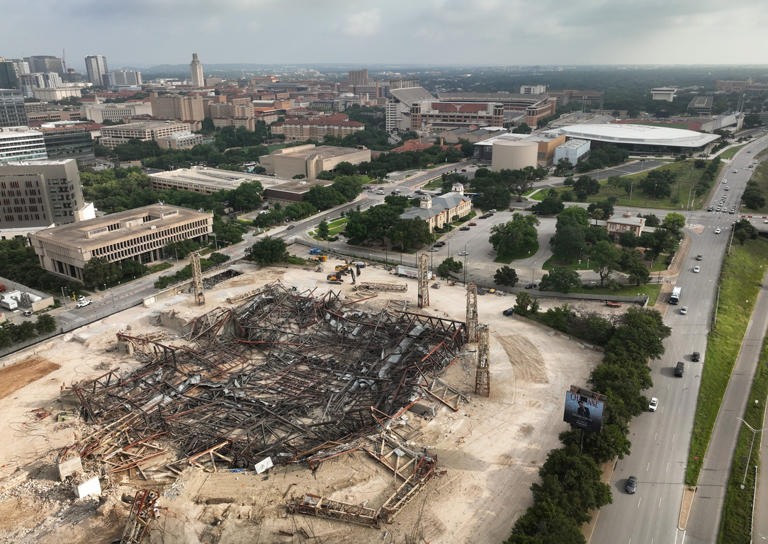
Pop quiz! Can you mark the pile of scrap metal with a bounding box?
[70,282,466,482]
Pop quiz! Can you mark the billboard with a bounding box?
[563,386,606,433]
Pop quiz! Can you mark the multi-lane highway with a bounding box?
[591,134,768,544]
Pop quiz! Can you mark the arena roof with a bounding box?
[558,124,720,148]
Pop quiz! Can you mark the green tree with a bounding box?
[82,257,122,288]
[554,158,574,177]
[246,237,288,265]
[317,220,330,240]
[228,181,263,211]
[390,218,432,251]
[494,266,519,287]
[590,240,620,287]
[733,219,759,245]
[512,122,532,134]
[120,259,147,280]
[620,248,650,285]
[437,257,463,279]
[531,191,564,215]
[514,291,534,315]
[539,267,581,293]
[35,314,56,334]
[661,212,686,235]
[489,214,540,261]
[550,206,590,263]
[618,230,638,248]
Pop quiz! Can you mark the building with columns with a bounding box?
[399,184,471,232]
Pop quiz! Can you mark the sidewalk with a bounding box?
[685,270,768,543]
[754,387,768,540]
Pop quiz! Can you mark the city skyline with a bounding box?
[1,0,767,68]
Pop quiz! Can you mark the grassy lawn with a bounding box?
[536,160,723,210]
[718,327,768,543]
[686,238,768,486]
[745,161,768,214]
[308,217,348,239]
[570,283,662,305]
[494,243,539,264]
[147,262,173,274]
[718,144,748,160]
[422,178,444,190]
[542,255,593,271]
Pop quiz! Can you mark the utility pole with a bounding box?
[190,252,205,305]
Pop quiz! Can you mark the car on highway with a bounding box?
[707,206,713,212]
[680,306,688,315]
[716,207,722,212]
[730,209,736,214]
[458,250,469,256]
[693,265,701,273]
[715,227,722,234]
[459,226,470,231]
[723,178,728,183]
[725,186,730,191]
[376,189,385,195]
[76,299,92,308]
[695,254,703,261]
[428,247,439,252]
[625,476,638,494]
[692,351,701,362]
[649,397,658,412]
[733,169,739,173]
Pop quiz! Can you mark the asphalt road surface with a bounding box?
[591,134,768,544]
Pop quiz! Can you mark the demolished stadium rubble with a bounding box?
[69,282,471,532]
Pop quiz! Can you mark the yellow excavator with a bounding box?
[327,263,358,284]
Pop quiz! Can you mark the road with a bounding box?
[590,134,768,544]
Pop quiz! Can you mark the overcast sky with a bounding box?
[1,0,766,69]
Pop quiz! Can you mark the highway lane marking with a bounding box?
[658,496,662,509]
[637,497,642,509]
[667,462,671,473]
[647,462,651,472]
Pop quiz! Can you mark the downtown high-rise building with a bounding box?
[25,55,64,75]
[84,55,108,86]
[0,89,27,127]
[190,53,204,87]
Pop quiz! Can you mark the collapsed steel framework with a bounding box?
[73,282,467,477]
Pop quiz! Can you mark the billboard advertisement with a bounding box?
[563,386,606,433]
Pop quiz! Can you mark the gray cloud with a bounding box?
[0,0,765,67]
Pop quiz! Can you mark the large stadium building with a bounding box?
[557,124,720,154]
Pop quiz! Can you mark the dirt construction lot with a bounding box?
[0,259,602,544]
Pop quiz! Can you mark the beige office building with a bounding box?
[30,204,213,283]
[100,121,191,149]
[150,93,205,123]
[259,144,371,180]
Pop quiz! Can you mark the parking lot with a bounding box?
[425,210,557,281]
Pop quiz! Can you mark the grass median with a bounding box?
[718,327,768,543]
[686,237,768,485]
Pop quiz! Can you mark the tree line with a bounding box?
[0,314,57,350]
[506,305,671,542]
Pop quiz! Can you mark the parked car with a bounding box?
[680,306,688,315]
[649,397,658,412]
[502,307,515,316]
[458,250,469,256]
[675,361,685,377]
[468,222,477,226]
[693,265,701,273]
[459,226,470,231]
[76,299,92,308]
[625,476,638,494]
[695,254,703,261]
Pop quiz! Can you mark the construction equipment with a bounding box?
[326,273,343,284]
[330,263,357,284]
[310,255,328,262]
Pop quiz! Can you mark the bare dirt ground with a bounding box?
[0,356,60,399]
[0,258,604,544]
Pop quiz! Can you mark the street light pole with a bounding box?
[736,417,766,489]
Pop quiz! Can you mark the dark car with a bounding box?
[625,476,638,494]
[460,226,471,231]
[503,307,515,316]
[434,241,446,247]
[675,361,685,377]
[695,254,703,261]
[692,352,700,362]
